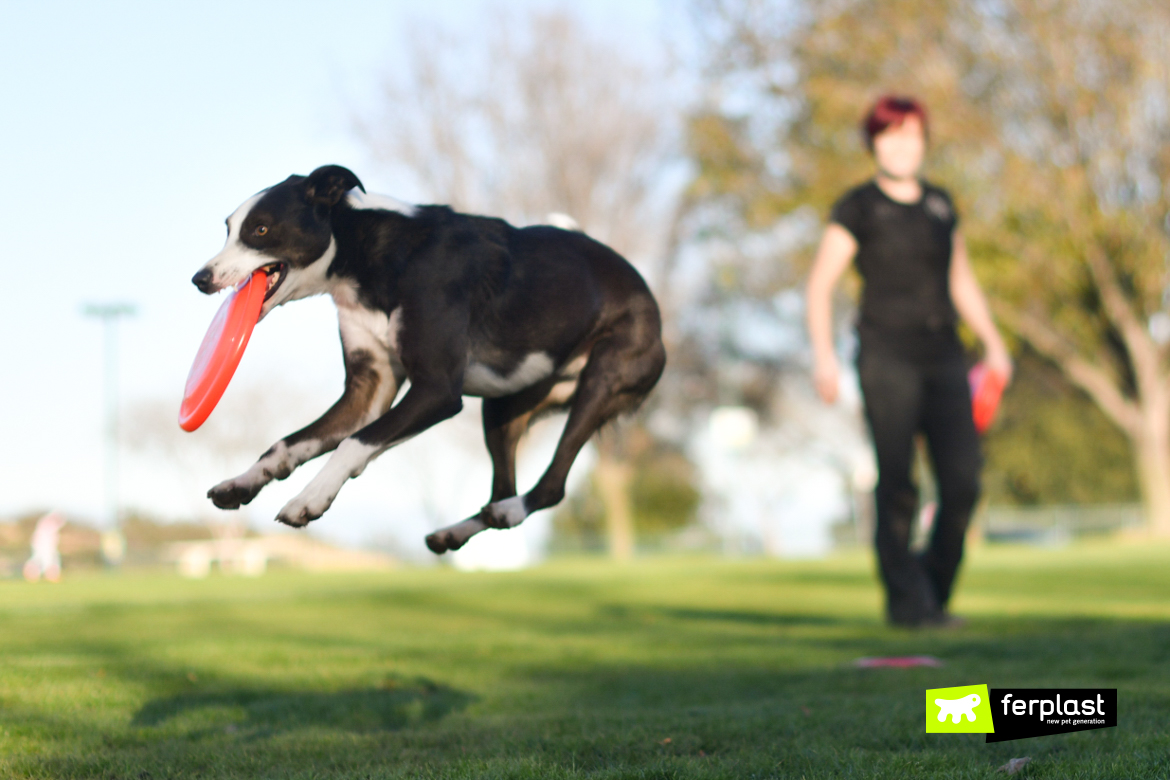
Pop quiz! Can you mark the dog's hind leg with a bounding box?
[425,384,553,554]
[478,321,665,532]
[423,516,490,555]
[208,350,402,510]
[483,381,569,501]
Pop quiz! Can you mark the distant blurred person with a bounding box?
[805,95,1012,627]
[23,511,65,582]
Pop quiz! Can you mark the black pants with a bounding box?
[857,347,982,625]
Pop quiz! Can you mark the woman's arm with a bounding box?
[949,230,1013,381]
[806,223,859,403]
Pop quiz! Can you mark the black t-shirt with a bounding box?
[830,180,962,360]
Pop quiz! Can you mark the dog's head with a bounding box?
[191,165,363,316]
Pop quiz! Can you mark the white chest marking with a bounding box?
[333,288,402,421]
[463,353,555,397]
[346,189,417,217]
[335,298,399,355]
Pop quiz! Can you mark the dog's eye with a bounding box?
[254,225,269,236]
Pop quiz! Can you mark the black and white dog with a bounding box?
[192,165,665,554]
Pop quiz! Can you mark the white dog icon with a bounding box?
[935,693,981,723]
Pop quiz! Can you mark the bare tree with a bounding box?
[358,8,678,262]
[356,7,682,557]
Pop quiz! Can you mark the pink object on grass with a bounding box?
[853,655,943,668]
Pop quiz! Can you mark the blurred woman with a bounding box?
[805,96,1012,627]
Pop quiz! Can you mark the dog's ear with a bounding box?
[303,165,365,207]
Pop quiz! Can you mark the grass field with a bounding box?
[1,541,1168,779]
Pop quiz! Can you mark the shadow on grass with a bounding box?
[599,602,856,628]
[643,605,850,627]
[132,676,474,736]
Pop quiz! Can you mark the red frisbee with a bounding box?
[178,270,267,432]
[969,362,1007,435]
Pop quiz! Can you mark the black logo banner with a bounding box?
[986,688,1117,743]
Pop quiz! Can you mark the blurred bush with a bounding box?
[552,443,701,552]
[983,351,1139,505]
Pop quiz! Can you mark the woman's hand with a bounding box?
[985,341,1013,384]
[949,231,1014,385]
[807,224,857,406]
[814,352,841,404]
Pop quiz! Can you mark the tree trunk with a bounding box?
[1133,418,1170,538]
[594,452,635,561]
[998,304,1170,537]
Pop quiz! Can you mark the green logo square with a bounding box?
[926,684,994,733]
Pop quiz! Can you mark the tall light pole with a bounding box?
[83,303,136,565]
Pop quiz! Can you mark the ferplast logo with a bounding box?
[925,684,995,734]
[925,686,1117,742]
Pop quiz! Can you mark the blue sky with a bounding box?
[0,0,668,550]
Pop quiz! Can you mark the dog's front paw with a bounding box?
[208,478,264,509]
[275,494,332,528]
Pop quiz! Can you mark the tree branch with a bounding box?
[1082,246,1166,402]
[994,302,1143,436]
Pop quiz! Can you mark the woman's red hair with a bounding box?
[863,95,928,152]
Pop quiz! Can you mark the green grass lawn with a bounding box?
[1,540,1168,779]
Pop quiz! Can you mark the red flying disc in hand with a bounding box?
[178,270,267,432]
[968,362,1007,435]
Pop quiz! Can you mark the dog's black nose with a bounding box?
[191,268,214,293]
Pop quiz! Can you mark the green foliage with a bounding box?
[2,548,1170,778]
[983,352,1139,505]
[553,445,702,549]
[551,475,608,551]
[629,450,703,534]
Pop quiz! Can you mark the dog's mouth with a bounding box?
[261,262,288,301]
